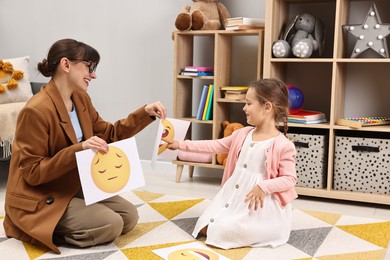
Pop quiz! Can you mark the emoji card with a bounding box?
[151,118,190,168]
[152,241,229,260]
[76,137,144,205]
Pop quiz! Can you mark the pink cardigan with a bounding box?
[178,126,298,207]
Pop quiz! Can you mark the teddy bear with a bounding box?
[216,120,244,165]
[272,13,325,58]
[175,0,231,31]
[0,59,24,94]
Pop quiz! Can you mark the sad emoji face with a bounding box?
[91,146,130,193]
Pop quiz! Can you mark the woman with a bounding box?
[3,39,166,253]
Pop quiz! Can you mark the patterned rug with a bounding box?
[0,191,389,260]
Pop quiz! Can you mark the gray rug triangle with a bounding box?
[171,217,198,235]
[288,227,333,256]
[0,237,9,243]
[135,202,146,208]
[44,250,117,260]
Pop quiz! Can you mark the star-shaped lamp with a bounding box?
[343,3,390,58]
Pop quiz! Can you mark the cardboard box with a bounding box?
[288,133,328,189]
[333,136,390,195]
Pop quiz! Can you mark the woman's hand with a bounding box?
[244,185,265,211]
[82,136,109,153]
[145,101,167,120]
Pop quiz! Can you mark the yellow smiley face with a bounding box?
[90,146,130,193]
[168,248,219,260]
[158,119,175,155]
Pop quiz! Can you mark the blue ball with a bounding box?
[287,85,304,114]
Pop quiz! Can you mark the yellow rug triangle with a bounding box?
[132,190,164,202]
[148,198,204,220]
[213,246,252,259]
[23,242,50,259]
[114,221,166,248]
[121,241,192,259]
[316,248,386,260]
[302,210,342,225]
[337,221,390,248]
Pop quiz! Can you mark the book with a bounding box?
[202,84,213,120]
[336,117,390,129]
[226,24,264,31]
[205,85,214,120]
[288,118,327,124]
[288,110,326,124]
[224,92,246,100]
[220,86,249,91]
[288,110,326,120]
[196,85,209,120]
[184,66,214,72]
[226,17,265,27]
[180,71,214,76]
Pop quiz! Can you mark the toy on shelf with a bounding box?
[336,117,390,129]
[174,0,231,31]
[272,13,325,58]
[287,85,304,114]
[342,3,390,58]
[216,121,244,165]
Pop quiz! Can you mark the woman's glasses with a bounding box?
[82,60,97,74]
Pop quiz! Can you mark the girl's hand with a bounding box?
[244,185,265,211]
[82,136,109,153]
[161,138,179,150]
[145,101,167,120]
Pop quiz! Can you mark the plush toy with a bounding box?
[216,120,244,165]
[0,59,24,94]
[272,13,325,58]
[175,0,231,31]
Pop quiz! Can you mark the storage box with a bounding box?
[333,136,390,195]
[288,133,328,189]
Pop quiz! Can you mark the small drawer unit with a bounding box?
[288,132,328,189]
[333,135,390,195]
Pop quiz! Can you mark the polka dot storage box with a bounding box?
[333,135,390,195]
[288,132,328,189]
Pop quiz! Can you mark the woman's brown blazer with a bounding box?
[3,80,154,253]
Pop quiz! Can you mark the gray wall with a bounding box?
[0,0,265,160]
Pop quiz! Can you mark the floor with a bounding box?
[1,159,390,259]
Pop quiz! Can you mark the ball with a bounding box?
[287,85,304,114]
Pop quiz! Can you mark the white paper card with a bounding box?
[76,137,144,205]
[152,241,229,260]
[151,118,190,168]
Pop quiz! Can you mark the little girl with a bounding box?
[165,78,297,249]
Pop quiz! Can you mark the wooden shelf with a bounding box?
[172,29,264,182]
[264,0,390,205]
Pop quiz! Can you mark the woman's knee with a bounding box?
[121,203,139,234]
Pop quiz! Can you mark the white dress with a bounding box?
[192,129,292,249]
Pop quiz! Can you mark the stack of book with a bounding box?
[225,17,265,31]
[288,110,326,124]
[196,84,214,120]
[180,66,214,76]
[220,86,248,100]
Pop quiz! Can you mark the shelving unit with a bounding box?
[264,0,390,205]
[172,30,264,183]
